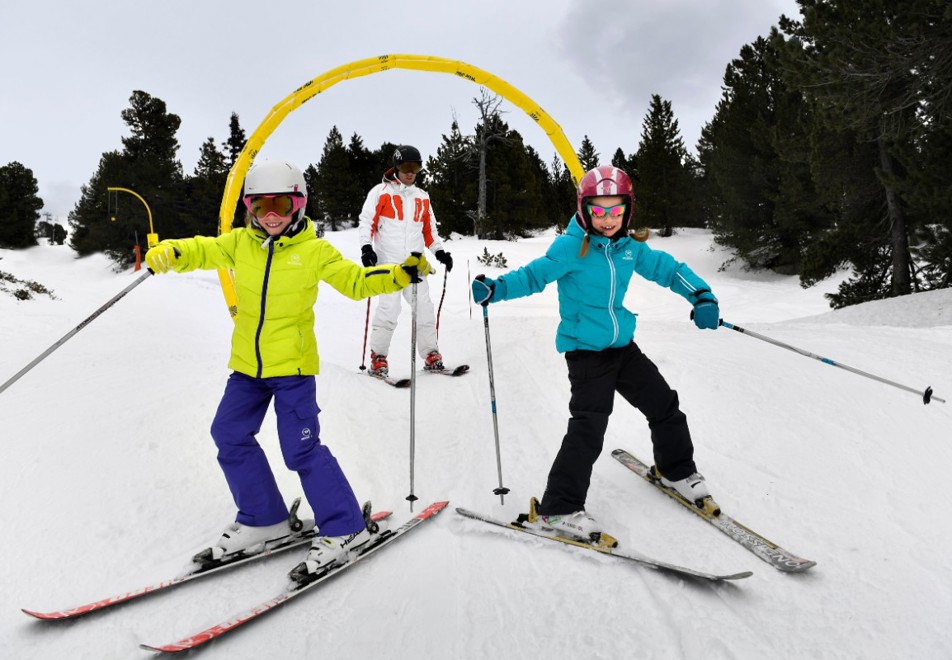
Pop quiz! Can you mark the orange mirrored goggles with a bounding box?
[396,161,422,174]
[243,194,306,218]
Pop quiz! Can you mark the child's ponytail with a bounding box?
[578,234,590,258]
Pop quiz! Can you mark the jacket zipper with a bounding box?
[254,241,275,378]
[602,245,619,345]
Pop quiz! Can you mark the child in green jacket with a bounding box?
[147,160,430,579]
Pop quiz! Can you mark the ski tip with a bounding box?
[418,501,450,518]
[140,641,196,653]
[723,571,755,580]
[22,608,55,620]
[779,560,817,573]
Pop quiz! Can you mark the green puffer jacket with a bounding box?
[163,218,406,378]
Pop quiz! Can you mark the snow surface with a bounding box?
[2,228,951,660]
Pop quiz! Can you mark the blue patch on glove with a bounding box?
[692,291,720,330]
[472,275,506,306]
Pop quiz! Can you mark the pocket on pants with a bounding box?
[292,401,320,443]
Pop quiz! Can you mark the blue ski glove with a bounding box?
[691,290,720,330]
[472,274,506,306]
[434,249,453,272]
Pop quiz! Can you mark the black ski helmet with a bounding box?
[393,145,422,170]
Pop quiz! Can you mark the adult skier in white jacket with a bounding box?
[358,145,453,376]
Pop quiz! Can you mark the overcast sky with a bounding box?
[2,0,800,220]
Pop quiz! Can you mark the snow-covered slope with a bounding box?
[2,228,950,659]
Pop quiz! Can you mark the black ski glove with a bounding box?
[361,245,378,267]
[434,249,453,272]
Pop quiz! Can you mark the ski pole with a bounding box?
[406,253,422,511]
[0,270,153,397]
[719,319,945,404]
[358,298,371,371]
[435,269,448,340]
[480,300,510,504]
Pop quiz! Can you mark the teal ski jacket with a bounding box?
[493,217,714,353]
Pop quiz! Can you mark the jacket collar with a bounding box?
[566,215,630,250]
[383,168,415,190]
[251,217,315,249]
[565,214,616,250]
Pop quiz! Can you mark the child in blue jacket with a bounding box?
[471,166,720,545]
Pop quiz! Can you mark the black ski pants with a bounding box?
[537,342,697,515]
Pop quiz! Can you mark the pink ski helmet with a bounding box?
[576,166,634,232]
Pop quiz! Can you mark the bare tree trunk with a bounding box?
[877,136,910,296]
[477,146,487,238]
[472,88,506,239]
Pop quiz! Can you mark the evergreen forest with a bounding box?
[1,1,950,308]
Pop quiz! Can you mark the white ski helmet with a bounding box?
[243,160,308,232]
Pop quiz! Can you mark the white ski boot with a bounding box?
[193,498,315,566]
[653,467,720,516]
[519,497,617,548]
[288,501,380,584]
[301,528,372,571]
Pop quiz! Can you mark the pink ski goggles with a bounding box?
[243,194,306,219]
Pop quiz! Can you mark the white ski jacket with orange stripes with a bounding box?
[358,169,444,263]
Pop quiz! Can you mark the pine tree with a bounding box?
[905,117,952,289]
[780,2,924,300]
[345,133,375,228]
[427,120,477,237]
[120,91,182,175]
[313,127,352,231]
[302,164,322,235]
[187,137,229,236]
[634,95,693,237]
[0,162,44,249]
[699,35,830,274]
[195,137,227,179]
[223,113,246,168]
[576,136,599,171]
[69,91,186,265]
[476,116,547,239]
[549,154,576,231]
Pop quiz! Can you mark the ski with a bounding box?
[22,504,391,621]
[367,364,468,387]
[611,448,816,573]
[424,364,470,377]
[455,507,752,582]
[367,371,410,388]
[140,501,449,654]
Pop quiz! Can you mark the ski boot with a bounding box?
[517,497,618,549]
[650,466,721,516]
[192,498,315,569]
[423,351,444,372]
[288,501,380,586]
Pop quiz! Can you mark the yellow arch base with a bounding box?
[217,54,585,319]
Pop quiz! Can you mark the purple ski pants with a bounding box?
[210,372,364,536]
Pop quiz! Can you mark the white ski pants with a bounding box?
[370,277,439,358]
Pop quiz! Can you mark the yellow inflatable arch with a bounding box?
[216,54,584,318]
